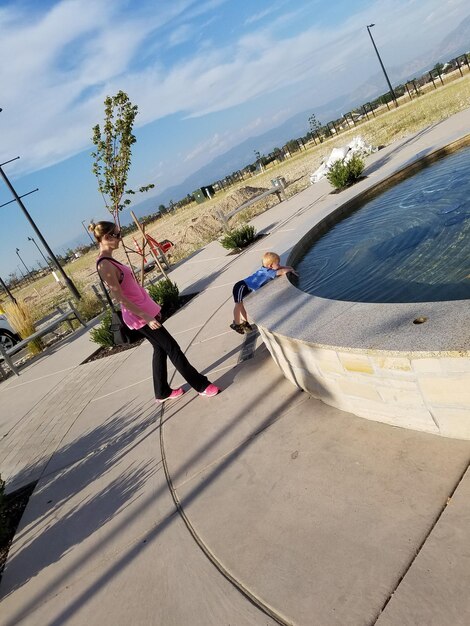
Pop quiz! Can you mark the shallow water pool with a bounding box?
[294,145,470,302]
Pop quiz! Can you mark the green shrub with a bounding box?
[148,279,180,317]
[220,224,257,250]
[89,309,114,348]
[326,154,365,189]
[89,279,181,348]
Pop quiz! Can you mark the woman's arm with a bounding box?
[98,260,161,328]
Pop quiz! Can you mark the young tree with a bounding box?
[92,91,155,274]
[91,91,154,226]
[308,113,322,135]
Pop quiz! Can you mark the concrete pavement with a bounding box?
[1,110,470,624]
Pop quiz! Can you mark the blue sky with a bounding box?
[0,0,469,278]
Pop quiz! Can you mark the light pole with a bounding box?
[366,24,398,107]
[81,219,96,246]
[28,236,50,267]
[17,264,27,283]
[0,160,81,299]
[15,247,30,277]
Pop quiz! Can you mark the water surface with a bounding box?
[295,146,470,302]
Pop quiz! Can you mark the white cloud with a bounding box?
[0,0,197,173]
[244,7,277,26]
[182,0,229,21]
[183,132,229,161]
[168,23,193,47]
[1,0,468,178]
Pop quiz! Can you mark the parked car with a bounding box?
[0,314,21,352]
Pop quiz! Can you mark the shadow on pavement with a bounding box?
[0,345,322,625]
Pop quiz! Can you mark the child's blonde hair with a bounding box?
[262,252,280,267]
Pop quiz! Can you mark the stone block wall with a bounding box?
[259,326,470,440]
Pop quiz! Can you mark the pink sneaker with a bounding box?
[199,383,220,397]
[157,387,185,403]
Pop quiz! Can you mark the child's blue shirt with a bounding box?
[244,266,277,291]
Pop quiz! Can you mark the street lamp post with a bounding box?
[15,247,30,278]
[27,236,50,267]
[17,264,27,282]
[366,24,398,107]
[0,160,81,299]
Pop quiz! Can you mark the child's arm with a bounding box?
[276,265,299,277]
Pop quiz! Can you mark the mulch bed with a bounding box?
[82,293,198,364]
[0,481,37,582]
[83,338,145,363]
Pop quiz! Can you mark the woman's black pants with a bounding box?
[137,324,209,400]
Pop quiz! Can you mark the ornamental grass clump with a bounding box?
[327,154,365,190]
[4,300,42,355]
[220,224,257,250]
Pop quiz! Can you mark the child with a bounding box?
[230,252,298,334]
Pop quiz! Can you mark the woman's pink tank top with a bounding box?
[98,257,161,330]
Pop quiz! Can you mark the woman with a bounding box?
[90,220,220,402]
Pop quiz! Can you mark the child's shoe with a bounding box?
[157,387,185,403]
[199,383,221,397]
[241,321,253,333]
[230,322,245,335]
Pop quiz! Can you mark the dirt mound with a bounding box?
[217,186,269,213]
[179,186,269,247]
[181,212,222,246]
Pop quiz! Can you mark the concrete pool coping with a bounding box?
[248,129,470,438]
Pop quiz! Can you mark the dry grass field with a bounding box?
[6,70,470,320]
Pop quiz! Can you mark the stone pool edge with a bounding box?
[247,134,470,439]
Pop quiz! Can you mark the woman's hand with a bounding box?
[147,318,162,330]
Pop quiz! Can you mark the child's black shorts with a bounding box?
[232,280,252,303]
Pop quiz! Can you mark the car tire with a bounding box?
[0,330,19,352]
